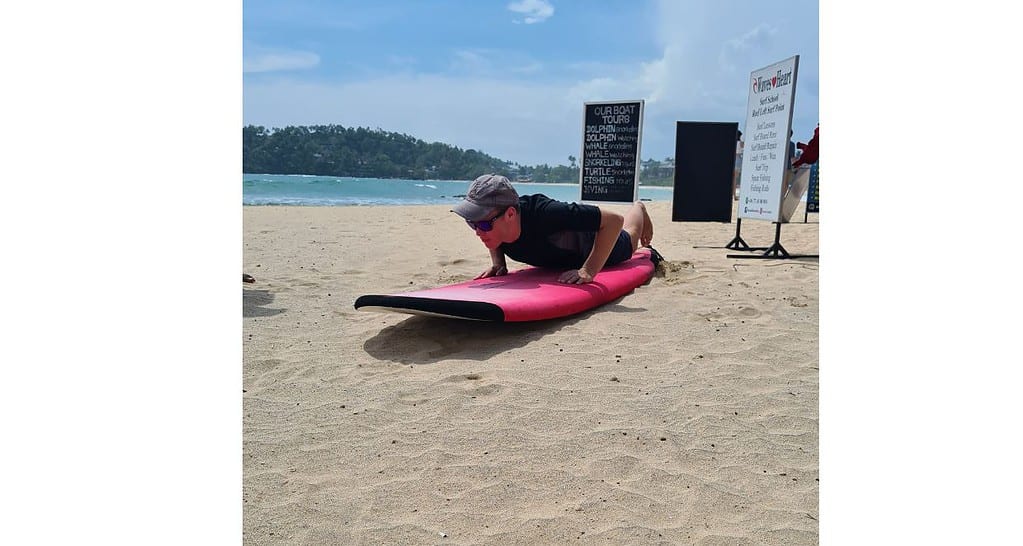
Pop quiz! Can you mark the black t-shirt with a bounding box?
[500,194,601,269]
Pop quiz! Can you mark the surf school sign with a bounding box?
[579,100,644,205]
[738,55,799,222]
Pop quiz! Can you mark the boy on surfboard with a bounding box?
[452,174,653,285]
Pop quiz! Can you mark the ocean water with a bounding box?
[242,174,674,206]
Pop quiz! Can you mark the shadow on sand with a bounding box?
[243,289,285,318]
[361,297,647,365]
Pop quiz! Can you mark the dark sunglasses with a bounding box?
[466,207,508,232]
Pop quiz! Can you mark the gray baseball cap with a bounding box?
[451,174,520,222]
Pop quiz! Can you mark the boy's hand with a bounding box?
[475,265,508,279]
[558,268,594,284]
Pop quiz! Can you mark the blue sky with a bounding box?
[244,0,819,166]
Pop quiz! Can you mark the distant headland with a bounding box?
[243,124,675,186]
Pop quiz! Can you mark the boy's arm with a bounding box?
[559,207,624,284]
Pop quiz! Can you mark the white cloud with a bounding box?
[507,0,554,24]
[730,23,780,51]
[632,1,818,143]
[243,49,320,73]
[449,50,492,73]
[449,49,545,76]
[719,23,780,73]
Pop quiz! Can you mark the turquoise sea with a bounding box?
[243,174,674,206]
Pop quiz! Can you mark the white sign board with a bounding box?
[738,55,799,222]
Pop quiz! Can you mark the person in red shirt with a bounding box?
[792,124,819,168]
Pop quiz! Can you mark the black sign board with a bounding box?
[579,100,644,204]
[806,162,819,213]
[671,121,738,222]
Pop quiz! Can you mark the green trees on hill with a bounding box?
[243,125,511,180]
[243,124,674,185]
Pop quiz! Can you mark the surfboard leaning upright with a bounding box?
[354,248,659,322]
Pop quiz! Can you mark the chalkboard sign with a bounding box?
[579,100,644,204]
[806,162,819,213]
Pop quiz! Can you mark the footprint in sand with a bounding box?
[466,384,502,398]
[436,258,467,267]
[397,393,432,406]
[697,311,727,321]
[698,305,762,322]
[737,306,762,318]
[443,373,483,382]
[439,373,503,398]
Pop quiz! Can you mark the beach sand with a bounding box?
[243,201,819,544]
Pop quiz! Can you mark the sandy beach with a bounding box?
[243,201,819,544]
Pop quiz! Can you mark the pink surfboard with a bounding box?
[355,248,657,321]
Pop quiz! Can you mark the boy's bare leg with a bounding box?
[623,201,654,252]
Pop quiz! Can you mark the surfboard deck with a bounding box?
[355,248,656,322]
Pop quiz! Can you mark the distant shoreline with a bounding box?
[243,174,674,207]
[242,173,676,188]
